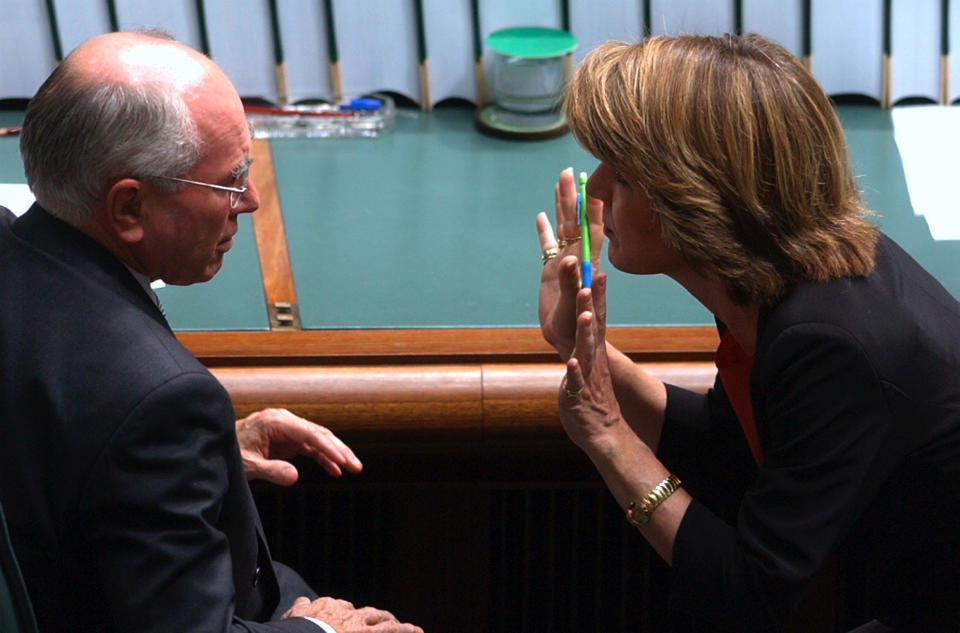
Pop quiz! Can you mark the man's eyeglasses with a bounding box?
[159,173,248,208]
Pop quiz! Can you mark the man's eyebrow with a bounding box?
[232,156,253,178]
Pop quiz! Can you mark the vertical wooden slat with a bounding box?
[194,0,210,56]
[881,0,892,107]
[44,0,64,62]
[941,0,951,104]
[471,0,486,106]
[267,0,289,105]
[323,0,342,99]
[249,138,299,329]
[105,0,119,31]
[413,0,432,110]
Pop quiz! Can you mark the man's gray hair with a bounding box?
[20,59,200,225]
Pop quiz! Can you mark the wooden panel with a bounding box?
[215,364,482,432]
[250,138,296,306]
[211,360,715,433]
[178,325,719,364]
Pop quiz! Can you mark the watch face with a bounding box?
[627,506,647,526]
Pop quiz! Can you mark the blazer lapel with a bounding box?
[12,204,171,332]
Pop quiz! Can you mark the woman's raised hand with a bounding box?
[536,167,604,360]
[556,274,624,450]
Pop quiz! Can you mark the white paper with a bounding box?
[891,105,960,240]
[0,183,34,217]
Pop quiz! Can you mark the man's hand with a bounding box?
[236,408,362,486]
[283,596,424,633]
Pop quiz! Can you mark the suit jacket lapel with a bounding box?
[12,204,171,332]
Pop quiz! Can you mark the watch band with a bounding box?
[626,474,682,527]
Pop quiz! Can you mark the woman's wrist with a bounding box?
[577,416,639,461]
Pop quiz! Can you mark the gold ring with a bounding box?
[561,375,583,399]
[558,237,581,248]
[541,247,560,264]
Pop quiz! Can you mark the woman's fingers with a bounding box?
[536,211,558,251]
[577,310,597,371]
[560,356,585,406]
[591,272,608,340]
[571,284,598,367]
[541,255,581,359]
[554,167,578,240]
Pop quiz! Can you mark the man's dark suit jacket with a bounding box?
[0,205,319,632]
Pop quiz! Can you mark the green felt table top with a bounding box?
[1,105,956,332]
[272,107,707,330]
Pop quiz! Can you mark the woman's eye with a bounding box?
[614,171,628,185]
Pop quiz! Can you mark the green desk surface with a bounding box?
[272,108,707,329]
[0,112,24,182]
[1,105,957,331]
[838,107,960,303]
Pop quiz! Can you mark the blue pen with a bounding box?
[578,172,591,288]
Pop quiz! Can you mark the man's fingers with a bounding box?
[250,458,299,487]
[360,607,398,625]
[306,425,363,473]
[278,412,361,472]
[282,596,312,619]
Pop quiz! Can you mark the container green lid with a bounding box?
[486,26,577,58]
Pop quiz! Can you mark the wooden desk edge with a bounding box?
[185,325,719,434]
[178,325,719,364]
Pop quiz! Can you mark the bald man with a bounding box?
[0,32,422,633]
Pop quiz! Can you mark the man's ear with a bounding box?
[104,178,145,244]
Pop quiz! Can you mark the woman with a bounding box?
[536,34,960,632]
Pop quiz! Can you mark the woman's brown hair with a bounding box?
[565,34,878,305]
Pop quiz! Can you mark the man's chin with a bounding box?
[165,260,224,286]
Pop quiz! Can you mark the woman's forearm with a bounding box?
[580,421,690,565]
[605,342,668,450]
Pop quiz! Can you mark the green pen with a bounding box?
[578,171,591,288]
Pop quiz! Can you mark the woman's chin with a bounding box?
[605,246,630,273]
[607,249,649,276]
